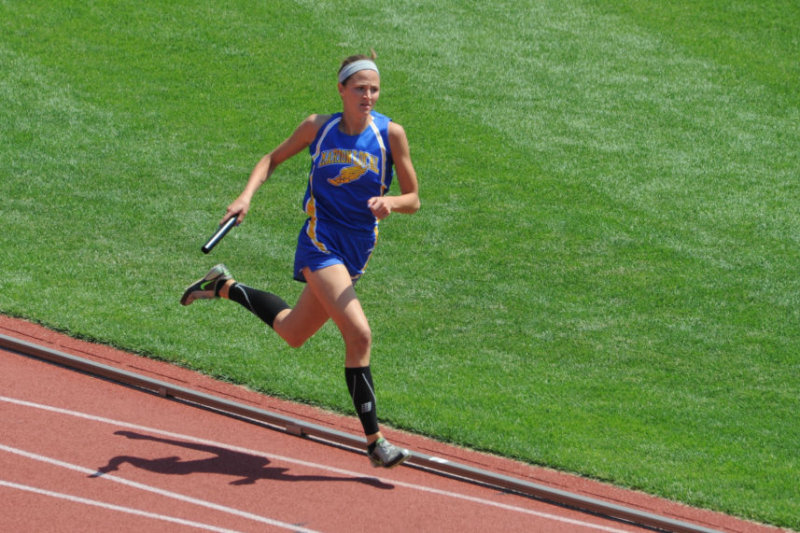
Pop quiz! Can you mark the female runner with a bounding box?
[182,52,420,468]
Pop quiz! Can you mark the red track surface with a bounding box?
[0,316,786,533]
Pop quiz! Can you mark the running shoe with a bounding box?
[180,264,232,306]
[368,437,411,468]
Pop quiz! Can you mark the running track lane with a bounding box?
[0,317,784,533]
[1,349,637,532]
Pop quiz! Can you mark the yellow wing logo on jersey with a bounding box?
[328,164,369,186]
[321,150,378,186]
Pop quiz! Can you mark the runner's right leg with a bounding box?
[222,280,329,348]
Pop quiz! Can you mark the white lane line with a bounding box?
[0,444,319,533]
[1,395,630,532]
[0,480,242,533]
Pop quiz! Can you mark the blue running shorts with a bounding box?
[293,218,377,283]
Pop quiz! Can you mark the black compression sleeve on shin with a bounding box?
[345,366,380,436]
[227,283,290,328]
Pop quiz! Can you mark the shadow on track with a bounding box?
[89,430,392,489]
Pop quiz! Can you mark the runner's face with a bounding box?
[339,70,380,116]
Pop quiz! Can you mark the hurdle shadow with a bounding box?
[89,430,392,489]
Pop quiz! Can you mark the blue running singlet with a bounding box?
[293,111,394,282]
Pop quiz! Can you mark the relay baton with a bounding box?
[201,216,237,254]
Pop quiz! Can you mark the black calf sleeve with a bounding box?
[345,366,380,436]
[228,283,290,328]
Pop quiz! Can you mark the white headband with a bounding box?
[338,59,379,83]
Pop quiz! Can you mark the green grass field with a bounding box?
[2,0,798,528]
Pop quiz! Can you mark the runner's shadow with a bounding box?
[89,430,392,489]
